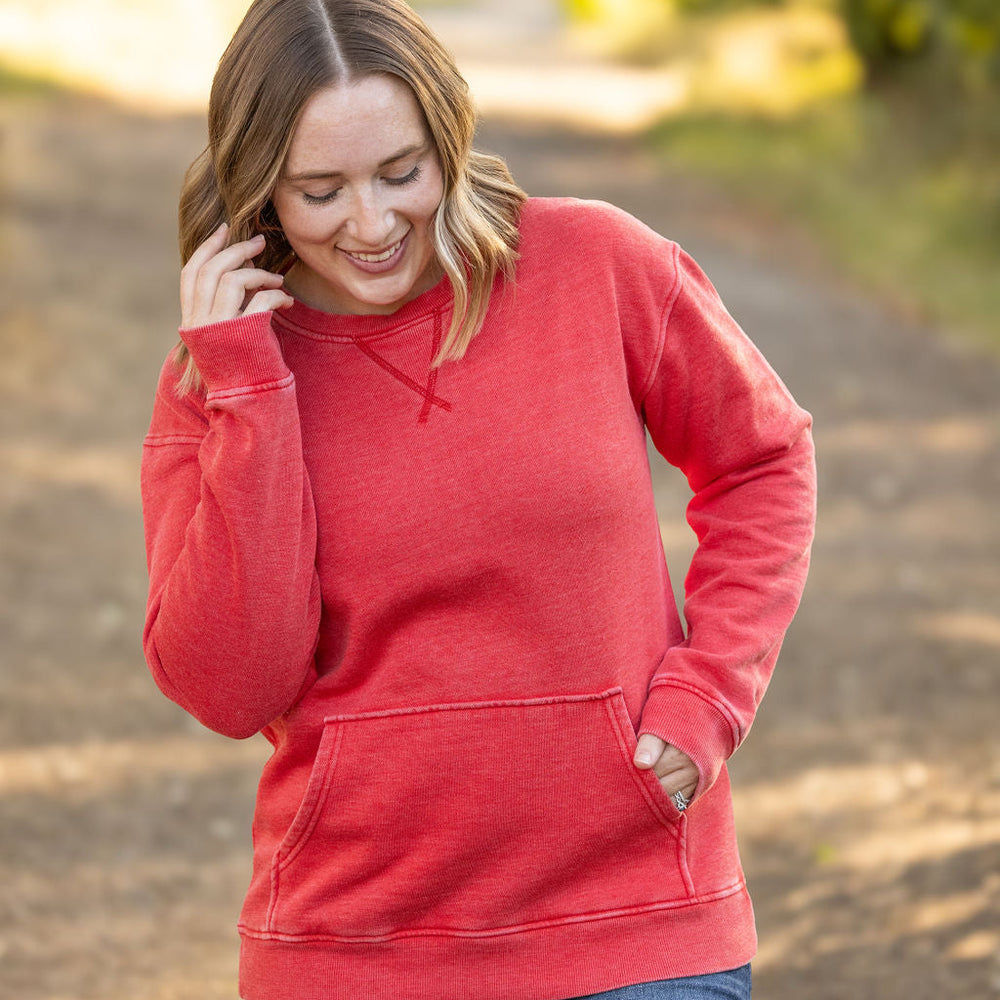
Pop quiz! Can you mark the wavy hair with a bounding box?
[175,0,526,392]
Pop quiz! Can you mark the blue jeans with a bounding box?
[572,964,752,1000]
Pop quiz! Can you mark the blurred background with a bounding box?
[0,1,998,998]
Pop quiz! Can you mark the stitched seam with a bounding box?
[274,726,345,877]
[676,816,696,898]
[419,312,444,424]
[352,338,451,411]
[274,309,442,345]
[143,434,204,447]
[638,240,683,408]
[205,373,294,402]
[266,726,344,932]
[239,882,746,943]
[323,689,621,724]
[602,696,680,843]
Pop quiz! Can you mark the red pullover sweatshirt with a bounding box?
[142,198,816,1000]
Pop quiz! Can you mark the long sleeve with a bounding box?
[141,312,322,738]
[636,244,816,798]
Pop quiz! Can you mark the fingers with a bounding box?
[182,221,231,279]
[244,289,296,317]
[214,267,286,319]
[634,733,698,803]
[634,733,667,769]
[180,222,231,319]
[180,226,289,329]
[189,233,268,323]
[656,754,698,802]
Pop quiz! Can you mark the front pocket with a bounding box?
[265,689,692,939]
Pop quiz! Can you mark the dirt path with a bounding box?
[1,50,999,1000]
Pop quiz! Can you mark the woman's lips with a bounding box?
[339,231,410,273]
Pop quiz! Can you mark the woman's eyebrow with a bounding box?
[286,142,427,182]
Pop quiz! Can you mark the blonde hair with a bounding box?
[175,0,526,392]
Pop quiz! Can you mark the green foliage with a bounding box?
[841,0,1000,91]
[559,0,1000,94]
[560,0,783,20]
[561,0,603,17]
[674,0,782,12]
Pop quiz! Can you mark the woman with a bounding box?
[141,1,816,998]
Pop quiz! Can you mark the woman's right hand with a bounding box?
[180,222,295,329]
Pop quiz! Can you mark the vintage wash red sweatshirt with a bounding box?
[142,198,816,1000]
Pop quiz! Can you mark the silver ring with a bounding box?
[671,790,690,812]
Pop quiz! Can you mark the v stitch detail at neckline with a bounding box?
[349,311,451,421]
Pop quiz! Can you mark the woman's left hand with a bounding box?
[633,734,698,807]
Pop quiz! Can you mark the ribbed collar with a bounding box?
[274,275,454,342]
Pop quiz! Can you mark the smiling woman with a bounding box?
[141,1,816,998]
[173,0,525,391]
[270,77,446,317]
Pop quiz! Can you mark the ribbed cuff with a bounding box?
[180,312,290,394]
[638,679,738,801]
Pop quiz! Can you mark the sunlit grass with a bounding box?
[0,62,61,94]
[648,95,1000,352]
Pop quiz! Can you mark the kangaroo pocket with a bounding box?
[264,689,692,939]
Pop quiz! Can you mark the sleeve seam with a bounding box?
[205,372,294,401]
[143,433,204,448]
[637,239,684,408]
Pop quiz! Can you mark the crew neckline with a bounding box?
[275,274,453,342]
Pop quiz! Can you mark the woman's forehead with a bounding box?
[285,76,429,176]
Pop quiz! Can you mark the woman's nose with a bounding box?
[346,185,395,248]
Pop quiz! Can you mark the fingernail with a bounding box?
[217,221,228,232]
[635,750,652,766]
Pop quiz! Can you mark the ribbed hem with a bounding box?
[639,679,739,800]
[238,889,755,1000]
[180,312,290,393]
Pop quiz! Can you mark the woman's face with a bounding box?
[271,75,445,316]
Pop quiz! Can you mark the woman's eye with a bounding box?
[300,163,421,203]
[384,164,421,187]
[303,189,340,205]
